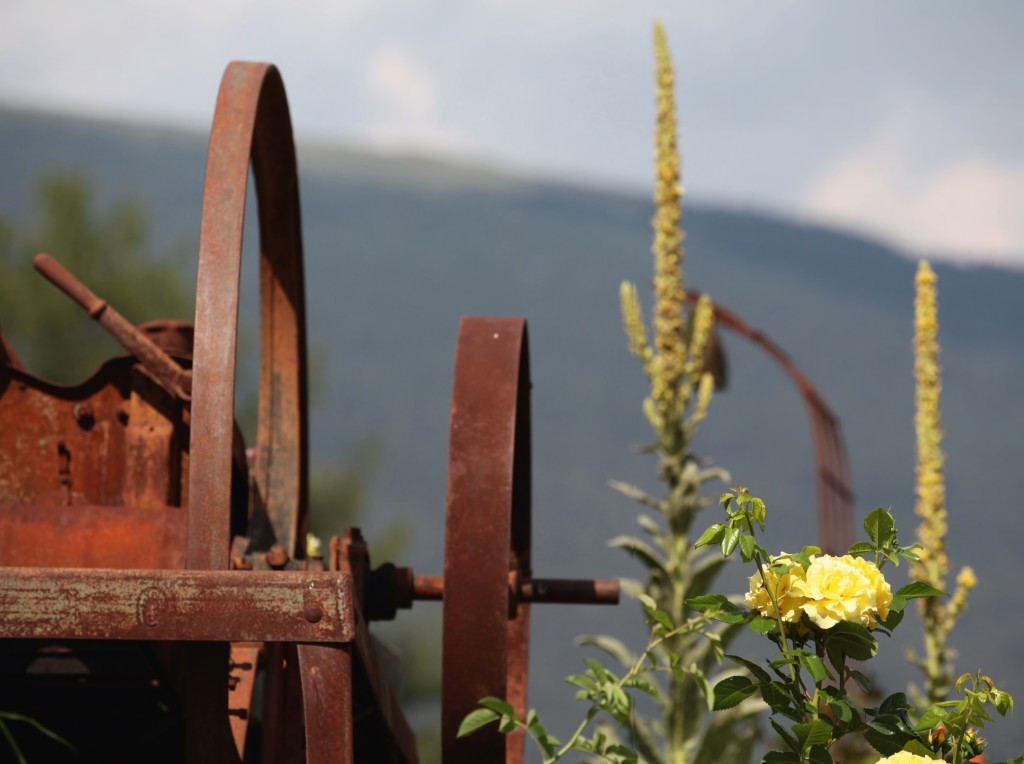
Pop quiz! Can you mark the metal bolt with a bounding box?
[73,403,95,430]
[266,545,289,569]
[303,603,323,624]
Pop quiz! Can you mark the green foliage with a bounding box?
[0,712,75,764]
[456,604,724,763]
[0,174,193,382]
[690,490,1017,764]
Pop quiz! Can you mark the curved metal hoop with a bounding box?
[185,61,328,763]
[188,62,309,571]
[441,317,532,764]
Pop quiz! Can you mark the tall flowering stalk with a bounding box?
[598,22,758,764]
[907,261,976,706]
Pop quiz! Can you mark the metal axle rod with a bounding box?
[409,574,619,605]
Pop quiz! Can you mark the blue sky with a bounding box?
[2,1,1022,266]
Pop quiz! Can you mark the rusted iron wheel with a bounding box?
[190,61,309,572]
[441,317,532,764]
[188,61,328,761]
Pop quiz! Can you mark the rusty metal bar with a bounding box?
[411,575,619,605]
[0,568,354,643]
[32,253,192,400]
[297,643,354,764]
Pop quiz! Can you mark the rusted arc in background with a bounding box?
[685,291,854,553]
[189,61,309,571]
[442,317,532,764]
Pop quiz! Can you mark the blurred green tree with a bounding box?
[0,173,192,382]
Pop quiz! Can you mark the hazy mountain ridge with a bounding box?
[2,105,1023,757]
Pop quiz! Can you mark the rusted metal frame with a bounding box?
[190,61,308,571]
[442,317,531,764]
[685,292,855,553]
[0,568,355,643]
[0,503,187,569]
[32,253,192,400]
[297,643,354,764]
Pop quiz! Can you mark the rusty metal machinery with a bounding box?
[0,63,618,763]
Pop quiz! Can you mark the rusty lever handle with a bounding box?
[33,253,192,401]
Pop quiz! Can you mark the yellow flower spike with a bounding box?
[912,261,948,591]
[689,372,715,429]
[619,280,649,361]
[650,21,688,420]
[686,293,715,388]
[908,260,974,707]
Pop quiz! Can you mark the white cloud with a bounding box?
[367,43,439,122]
[359,42,466,151]
[802,110,1024,267]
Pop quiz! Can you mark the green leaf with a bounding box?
[566,674,599,694]
[824,621,878,660]
[749,617,778,635]
[913,706,947,732]
[849,669,873,694]
[763,682,798,717]
[893,581,948,600]
[798,652,830,684]
[608,535,667,574]
[623,676,660,698]
[878,692,912,714]
[807,745,834,764]
[457,708,499,737]
[770,719,800,752]
[712,675,757,710]
[478,696,515,717]
[751,497,767,528]
[793,718,832,750]
[725,653,772,683]
[695,523,726,549]
[686,594,750,623]
[886,594,908,615]
[863,715,916,755]
[576,635,635,670]
[903,739,940,758]
[846,541,875,556]
[739,532,756,561]
[721,526,741,557]
[864,507,895,546]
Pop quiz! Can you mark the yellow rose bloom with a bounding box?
[876,752,935,764]
[745,558,808,623]
[789,554,892,629]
